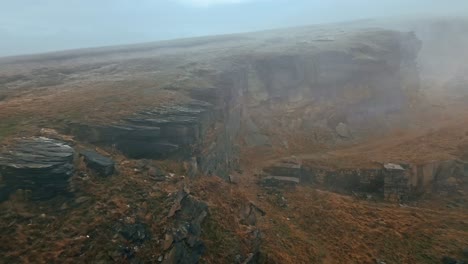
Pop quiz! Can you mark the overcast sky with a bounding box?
[1,0,467,57]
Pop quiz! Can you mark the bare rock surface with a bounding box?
[79,149,115,176]
[0,137,75,201]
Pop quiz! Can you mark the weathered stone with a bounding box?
[118,222,151,244]
[240,202,266,226]
[335,122,351,138]
[163,189,208,264]
[80,149,115,176]
[384,163,405,171]
[261,160,303,187]
[0,137,75,201]
[262,176,300,183]
[229,174,240,184]
[148,166,166,181]
[162,234,174,251]
[263,161,303,178]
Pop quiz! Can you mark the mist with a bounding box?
[1,0,468,57]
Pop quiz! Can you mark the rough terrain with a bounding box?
[0,18,467,263]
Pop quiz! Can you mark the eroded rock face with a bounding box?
[69,98,239,178]
[234,30,421,145]
[0,137,75,201]
[301,159,468,201]
[69,101,214,159]
[65,30,421,179]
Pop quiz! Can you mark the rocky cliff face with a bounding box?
[231,30,421,146]
[0,137,75,201]
[57,29,421,179]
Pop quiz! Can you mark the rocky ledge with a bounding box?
[0,137,75,201]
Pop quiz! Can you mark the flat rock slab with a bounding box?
[0,137,75,201]
[263,162,303,178]
[80,149,115,176]
[263,176,300,183]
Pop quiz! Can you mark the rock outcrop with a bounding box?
[163,189,208,264]
[261,159,303,187]
[0,137,75,201]
[301,159,468,202]
[68,98,239,178]
[55,29,421,180]
[79,149,115,177]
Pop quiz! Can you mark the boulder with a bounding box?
[335,122,351,138]
[79,149,115,176]
[0,137,75,201]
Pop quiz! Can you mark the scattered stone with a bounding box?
[148,166,166,181]
[0,137,75,201]
[384,163,405,171]
[229,174,240,184]
[60,202,69,210]
[118,222,151,244]
[80,149,115,176]
[235,254,243,264]
[336,122,351,138]
[162,234,174,251]
[74,196,92,204]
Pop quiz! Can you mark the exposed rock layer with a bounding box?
[0,137,75,201]
[63,29,422,180]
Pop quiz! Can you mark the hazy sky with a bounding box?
[1,0,467,57]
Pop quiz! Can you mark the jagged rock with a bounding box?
[240,202,266,226]
[80,149,115,176]
[163,189,208,264]
[162,234,174,251]
[118,222,151,244]
[0,137,75,201]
